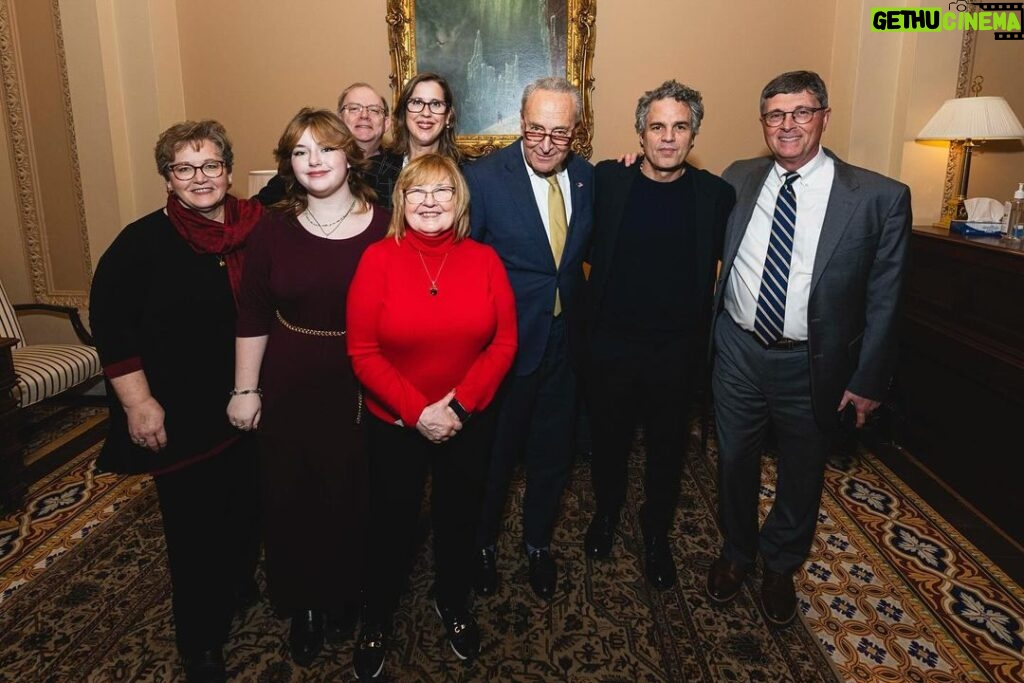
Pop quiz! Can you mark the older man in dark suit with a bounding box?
[582,80,734,591]
[465,77,594,601]
[707,71,911,626]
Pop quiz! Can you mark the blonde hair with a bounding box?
[387,154,470,241]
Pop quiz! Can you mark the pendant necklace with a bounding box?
[305,199,357,237]
[417,250,449,296]
[217,254,226,267]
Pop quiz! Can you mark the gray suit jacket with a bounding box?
[713,148,912,430]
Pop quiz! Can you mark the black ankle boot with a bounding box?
[289,609,325,667]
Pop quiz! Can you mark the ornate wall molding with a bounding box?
[0,0,91,307]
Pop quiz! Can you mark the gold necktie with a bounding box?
[546,175,567,316]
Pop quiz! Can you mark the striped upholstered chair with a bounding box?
[0,279,101,408]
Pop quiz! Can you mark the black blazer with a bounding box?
[583,160,734,363]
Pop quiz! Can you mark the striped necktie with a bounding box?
[753,171,800,346]
[546,175,567,316]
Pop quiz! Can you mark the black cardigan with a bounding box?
[89,209,241,474]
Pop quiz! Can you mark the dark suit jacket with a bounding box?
[713,148,912,431]
[465,140,594,376]
[584,160,734,364]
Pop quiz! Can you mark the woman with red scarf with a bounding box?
[90,120,263,683]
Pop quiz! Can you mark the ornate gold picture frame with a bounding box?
[386,0,596,159]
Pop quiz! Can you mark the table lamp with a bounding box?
[916,96,1024,226]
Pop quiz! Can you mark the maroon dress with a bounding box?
[237,207,389,611]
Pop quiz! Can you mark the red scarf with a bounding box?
[166,193,263,303]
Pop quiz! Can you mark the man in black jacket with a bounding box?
[582,80,734,590]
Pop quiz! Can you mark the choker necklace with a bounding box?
[417,250,450,296]
[305,199,357,237]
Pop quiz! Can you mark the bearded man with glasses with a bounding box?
[463,76,594,603]
[707,70,911,627]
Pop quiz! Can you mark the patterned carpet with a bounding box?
[0,408,1021,681]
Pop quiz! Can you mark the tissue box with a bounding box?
[950,220,1003,237]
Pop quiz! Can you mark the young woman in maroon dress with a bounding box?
[227,108,388,668]
[346,154,516,679]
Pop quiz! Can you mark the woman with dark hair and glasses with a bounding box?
[90,119,263,682]
[346,154,516,679]
[228,108,389,668]
[390,72,463,164]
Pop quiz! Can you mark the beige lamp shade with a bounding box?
[917,96,1024,141]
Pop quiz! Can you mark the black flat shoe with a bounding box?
[183,647,226,683]
[288,609,325,667]
[434,598,481,660]
[353,622,388,680]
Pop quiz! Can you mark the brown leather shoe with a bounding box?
[760,569,797,626]
[705,556,748,604]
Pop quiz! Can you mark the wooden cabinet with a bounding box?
[896,227,1024,540]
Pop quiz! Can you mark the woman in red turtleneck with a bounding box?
[346,154,516,677]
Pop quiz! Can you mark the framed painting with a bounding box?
[386,0,596,159]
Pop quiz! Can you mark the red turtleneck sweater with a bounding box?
[346,228,517,426]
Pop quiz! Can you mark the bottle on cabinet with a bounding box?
[1007,182,1024,241]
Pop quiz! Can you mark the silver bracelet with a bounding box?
[229,388,262,396]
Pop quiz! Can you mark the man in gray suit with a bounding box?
[706,71,911,626]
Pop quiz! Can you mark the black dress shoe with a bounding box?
[643,536,677,591]
[352,622,388,680]
[433,599,481,660]
[528,548,557,601]
[706,556,749,605]
[474,547,498,596]
[183,648,226,683]
[760,569,797,626]
[584,513,617,559]
[325,602,359,644]
[288,609,325,667]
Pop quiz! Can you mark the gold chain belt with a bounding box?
[275,310,345,337]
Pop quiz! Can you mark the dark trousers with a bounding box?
[711,313,830,574]
[363,407,496,625]
[477,316,576,551]
[153,438,261,658]
[587,336,696,540]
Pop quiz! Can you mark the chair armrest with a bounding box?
[13,303,94,345]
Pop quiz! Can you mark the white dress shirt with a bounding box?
[724,147,835,340]
[521,145,573,241]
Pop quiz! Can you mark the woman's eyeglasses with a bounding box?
[168,161,226,181]
[404,186,455,204]
[406,98,449,114]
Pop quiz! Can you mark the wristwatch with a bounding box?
[448,397,471,422]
